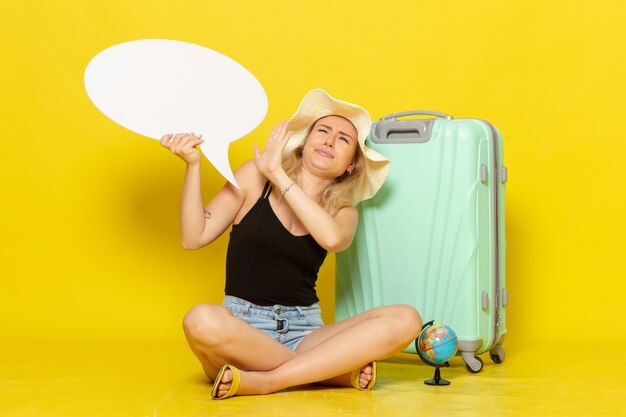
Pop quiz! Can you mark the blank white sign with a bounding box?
[84,39,268,188]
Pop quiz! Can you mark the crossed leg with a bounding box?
[183,303,422,397]
[183,304,297,380]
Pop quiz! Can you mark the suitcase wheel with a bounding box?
[462,353,484,373]
[489,344,506,364]
[490,354,503,364]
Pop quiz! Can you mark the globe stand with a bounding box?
[415,320,456,387]
[424,364,451,386]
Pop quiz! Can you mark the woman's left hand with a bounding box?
[254,120,293,180]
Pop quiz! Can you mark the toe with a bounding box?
[359,364,373,389]
[359,374,372,389]
[217,369,233,398]
[221,369,233,384]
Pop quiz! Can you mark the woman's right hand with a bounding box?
[253,121,293,181]
[160,133,204,165]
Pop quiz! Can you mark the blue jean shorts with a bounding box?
[222,295,324,351]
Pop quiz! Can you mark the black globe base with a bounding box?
[424,366,451,386]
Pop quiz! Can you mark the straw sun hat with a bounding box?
[283,89,390,203]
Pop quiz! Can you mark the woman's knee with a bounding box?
[396,305,422,337]
[380,305,423,346]
[182,304,230,344]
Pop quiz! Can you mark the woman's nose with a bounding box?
[324,136,335,148]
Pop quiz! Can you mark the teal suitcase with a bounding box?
[335,111,507,372]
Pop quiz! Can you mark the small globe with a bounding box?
[417,323,458,365]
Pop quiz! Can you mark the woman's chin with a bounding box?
[303,162,343,179]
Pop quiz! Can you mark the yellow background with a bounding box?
[1,0,625,351]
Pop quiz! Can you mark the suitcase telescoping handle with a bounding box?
[380,110,453,120]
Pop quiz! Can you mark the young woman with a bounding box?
[160,89,422,399]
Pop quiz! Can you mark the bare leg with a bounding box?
[296,308,398,389]
[214,305,422,396]
[182,304,297,380]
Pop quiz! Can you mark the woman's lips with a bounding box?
[315,148,334,158]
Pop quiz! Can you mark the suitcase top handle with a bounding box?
[380,110,453,121]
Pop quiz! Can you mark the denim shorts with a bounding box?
[222,295,324,351]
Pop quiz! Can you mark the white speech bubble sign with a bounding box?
[84,39,268,188]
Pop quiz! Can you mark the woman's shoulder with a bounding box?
[335,204,358,220]
[233,158,266,198]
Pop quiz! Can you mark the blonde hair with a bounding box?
[282,139,367,217]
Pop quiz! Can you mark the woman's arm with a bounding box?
[269,169,358,252]
[179,164,245,249]
[161,133,249,250]
[253,123,359,252]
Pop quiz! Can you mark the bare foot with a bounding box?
[213,367,270,398]
[317,363,376,388]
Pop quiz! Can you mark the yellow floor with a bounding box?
[1,340,624,417]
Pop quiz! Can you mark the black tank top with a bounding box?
[225,181,327,306]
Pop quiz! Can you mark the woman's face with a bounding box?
[301,115,359,179]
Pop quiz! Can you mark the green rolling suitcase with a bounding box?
[335,111,507,373]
